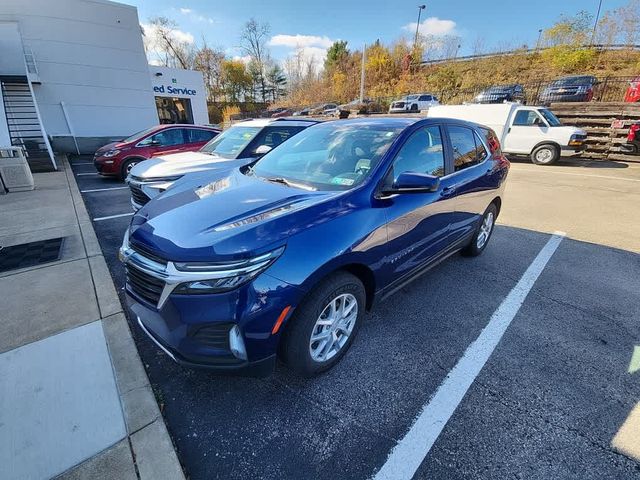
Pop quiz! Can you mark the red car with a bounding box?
[624,76,640,103]
[93,124,221,179]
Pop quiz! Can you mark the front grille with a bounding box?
[125,263,164,305]
[129,184,151,207]
[189,323,233,350]
[130,241,167,266]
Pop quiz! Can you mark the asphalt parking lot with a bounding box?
[70,155,640,480]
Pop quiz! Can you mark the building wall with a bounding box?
[149,66,209,125]
[0,0,158,152]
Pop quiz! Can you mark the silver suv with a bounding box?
[126,118,319,210]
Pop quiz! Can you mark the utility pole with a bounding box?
[413,5,426,52]
[536,29,543,51]
[591,0,603,45]
[359,44,366,103]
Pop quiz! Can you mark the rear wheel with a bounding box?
[531,144,559,165]
[280,272,365,377]
[462,204,497,257]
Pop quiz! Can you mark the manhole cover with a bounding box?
[0,237,65,273]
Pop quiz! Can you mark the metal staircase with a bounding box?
[1,78,56,172]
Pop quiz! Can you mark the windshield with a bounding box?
[250,122,403,191]
[539,109,562,126]
[405,95,419,101]
[200,126,261,158]
[123,127,158,143]
[553,77,592,86]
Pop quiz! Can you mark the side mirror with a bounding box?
[383,172,440,194]
[149,139,161,146]
[254,145,272,156]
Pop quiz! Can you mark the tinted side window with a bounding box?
[249,126,305,153]
[474,131,489,162]
[418,95,429,101]
[188,129,217,143]
[143,128,184,146]
[512,110,543,126]
[390,126,445,181]
[449,126,480,172]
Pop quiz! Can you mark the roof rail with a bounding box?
[272,117,321,123]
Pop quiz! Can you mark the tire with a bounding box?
[530,144,559,165]
[409,103,419,112]
[462,203,498,257]
[280,272,365,377]
[120,158,142,180]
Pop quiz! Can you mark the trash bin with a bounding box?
[0,147,35,192]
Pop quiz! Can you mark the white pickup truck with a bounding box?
[427,103,586,165]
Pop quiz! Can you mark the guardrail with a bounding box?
[419,44,640,66]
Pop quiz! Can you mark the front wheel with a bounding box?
[120,158,141,180]
[280,272,365,377]
[531,144,559,165]
[462,204,497,257]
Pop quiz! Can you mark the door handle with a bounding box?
[441,184,458,197]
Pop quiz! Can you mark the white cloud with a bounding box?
[268,34,334,49]
[178,7,218,25]
[142,23,195,44]
[402,17,456,37]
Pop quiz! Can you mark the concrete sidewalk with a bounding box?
[0,158,184,480]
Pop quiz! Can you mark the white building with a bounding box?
[0,0,208,171]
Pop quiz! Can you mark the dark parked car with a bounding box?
[474,84,525,104]
[94,124,220,179]
[119,117,509,376]
[539,75,598,105]
[339,97,384,115]
[620,122,640,155]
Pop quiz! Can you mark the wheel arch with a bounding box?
[531,140,561,154]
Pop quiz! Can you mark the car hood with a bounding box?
[95,141,124,154]
[129,152,249,180]
[128,169,344,262]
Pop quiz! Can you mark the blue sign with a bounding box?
[153,85,196,96]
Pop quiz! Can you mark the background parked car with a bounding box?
[293,107,311,116]
[126,118,319,210]
[340,98,384,115]
[388,93,440,113]
[620,122,640,154]
[93,124,220,179]
[624,76,640,102]
[310,103,339,116]
[539,75,598,105]
[473,84,525,104]
[269,107,294,118]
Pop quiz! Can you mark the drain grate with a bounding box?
[0,237,65,273]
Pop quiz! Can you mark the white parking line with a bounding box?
[70,162,94,165]
[373,232,565,480]
[76,173,99,176]
[515,169,640,183]
[81,186,129,193]
[93,213,134,222]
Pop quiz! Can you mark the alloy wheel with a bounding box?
[535,148,553,163]
[476,211,494,249]
[309,293,358,362]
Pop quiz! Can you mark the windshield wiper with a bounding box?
[264,176,316,191]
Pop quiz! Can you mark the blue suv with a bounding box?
[120,118,510,376]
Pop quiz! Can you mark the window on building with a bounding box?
[155,97,194,124]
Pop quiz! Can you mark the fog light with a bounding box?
[229,325,247,361]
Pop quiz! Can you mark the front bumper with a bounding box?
[560,144,587,157]
[539,93,591,104]
[93,156,119,175]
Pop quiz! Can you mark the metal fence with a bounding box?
[370,76,638,109]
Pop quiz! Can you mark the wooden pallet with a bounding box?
[550,102,640,162]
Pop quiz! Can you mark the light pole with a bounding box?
[591,0,603,45]
[413,5,426,52]
[535,29,543,51]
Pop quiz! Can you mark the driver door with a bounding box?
[138,128,186,157]
[503,109,548,154]
[381,124,458,284]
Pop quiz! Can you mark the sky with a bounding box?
[128,0,631,65]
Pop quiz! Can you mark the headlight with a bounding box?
[103,149,120,158]
[172,246,285,294]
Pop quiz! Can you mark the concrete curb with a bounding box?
[60,157,185,480]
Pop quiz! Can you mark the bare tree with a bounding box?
[194,40,226,102]
[239,18,271,102]
[145,16,195,69]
